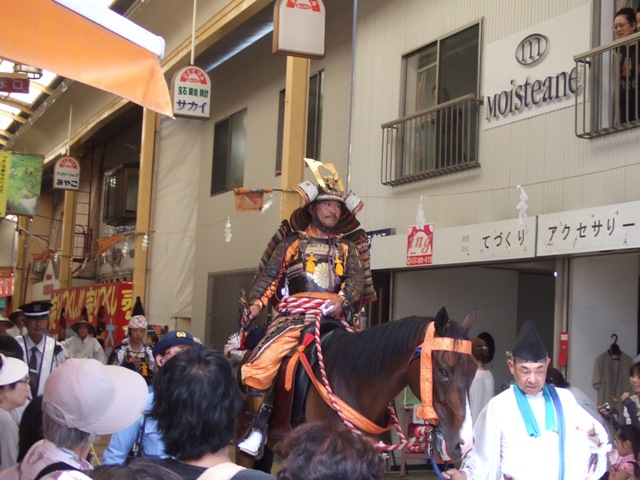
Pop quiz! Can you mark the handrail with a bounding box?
[574,30,640,61]
[380,95,481,185]
[381,94,479,128]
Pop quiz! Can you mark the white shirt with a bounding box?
[61,336,107,364]
[469,368,494,423]
[460,385,609,480]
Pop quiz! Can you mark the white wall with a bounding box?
[568,253,639,402]
[350,0,640,238]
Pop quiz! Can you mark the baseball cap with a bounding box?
[0,353,28,386]
[43,358,149,435]
[153,330,195,357]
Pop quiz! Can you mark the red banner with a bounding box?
[0,76,30,94]
[0,276,14,297]
[406,225,434,266]
[50,283,133,356]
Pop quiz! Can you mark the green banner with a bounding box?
[0,151,10,218]
[5,152,44,217]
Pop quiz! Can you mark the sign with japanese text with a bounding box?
[53,156,80,190]
[407,224,434,266]
[171,66,211,119]
[0,75,29,94]
[0,152,9,218]
[273,0,325,59]
[438,217,537,263]
[537,201,640,255]
[50,283,134,356]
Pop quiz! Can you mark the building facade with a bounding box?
[5,0,640,401]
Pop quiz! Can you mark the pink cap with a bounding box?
[43,359,148,435]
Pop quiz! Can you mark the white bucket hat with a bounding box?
[42,358,149,435]
[0,353,28,387]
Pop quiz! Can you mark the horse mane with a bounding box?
[323,316,469,388]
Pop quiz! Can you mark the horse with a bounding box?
[234,306,477,471]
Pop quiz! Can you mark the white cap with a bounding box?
[43,358,148,435]
[0,353,28,386]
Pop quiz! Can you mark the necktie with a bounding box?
[29,346,39,398]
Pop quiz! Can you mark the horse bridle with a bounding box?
[415,322,472,425]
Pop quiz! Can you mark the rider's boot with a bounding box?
[237,388,273,459]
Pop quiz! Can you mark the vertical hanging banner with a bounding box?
[2,152,44,217]
[0,152,10,218]
[558,331,569,366]
[407,224,434,266]
[273,0,326,59]
[53,156,81,190]
[171,65,211,119]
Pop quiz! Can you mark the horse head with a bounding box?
[423,307,477,462]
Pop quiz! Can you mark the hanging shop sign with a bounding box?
[273,0,325,59]
[53,156,80,190]
[407,224,434,266]
[171,65,211,119]
[0,74,29,94]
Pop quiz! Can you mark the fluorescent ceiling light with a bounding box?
[53,0,165,59]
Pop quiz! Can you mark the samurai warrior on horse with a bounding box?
[236,158,376,458]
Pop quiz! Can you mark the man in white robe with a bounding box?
[62,320,107,363]
[444,320,609,480]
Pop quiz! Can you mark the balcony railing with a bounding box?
[381,94,481,186]
[575,31,640,138]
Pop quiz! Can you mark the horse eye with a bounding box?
[438,367,450,379]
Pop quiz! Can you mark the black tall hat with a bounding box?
[132,296,145,317]
[512,319,548,362]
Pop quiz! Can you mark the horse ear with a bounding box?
[434,307,449,333]
[461,308,476,334]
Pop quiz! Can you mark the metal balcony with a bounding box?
[575,31,640,139]
[381,94,481,186]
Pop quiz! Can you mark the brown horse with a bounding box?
[235,307,477,469]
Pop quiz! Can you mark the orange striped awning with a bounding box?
[1,0,173,117]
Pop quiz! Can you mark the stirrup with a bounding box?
[237,428,265,460]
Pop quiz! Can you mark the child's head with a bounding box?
[629,362,640,394]
[615,425,640,457]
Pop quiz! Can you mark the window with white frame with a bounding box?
[381,23,481,186]
[211,109,247,195]
[404,24,480,116]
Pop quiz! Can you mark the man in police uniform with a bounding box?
[15,301,66,398]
